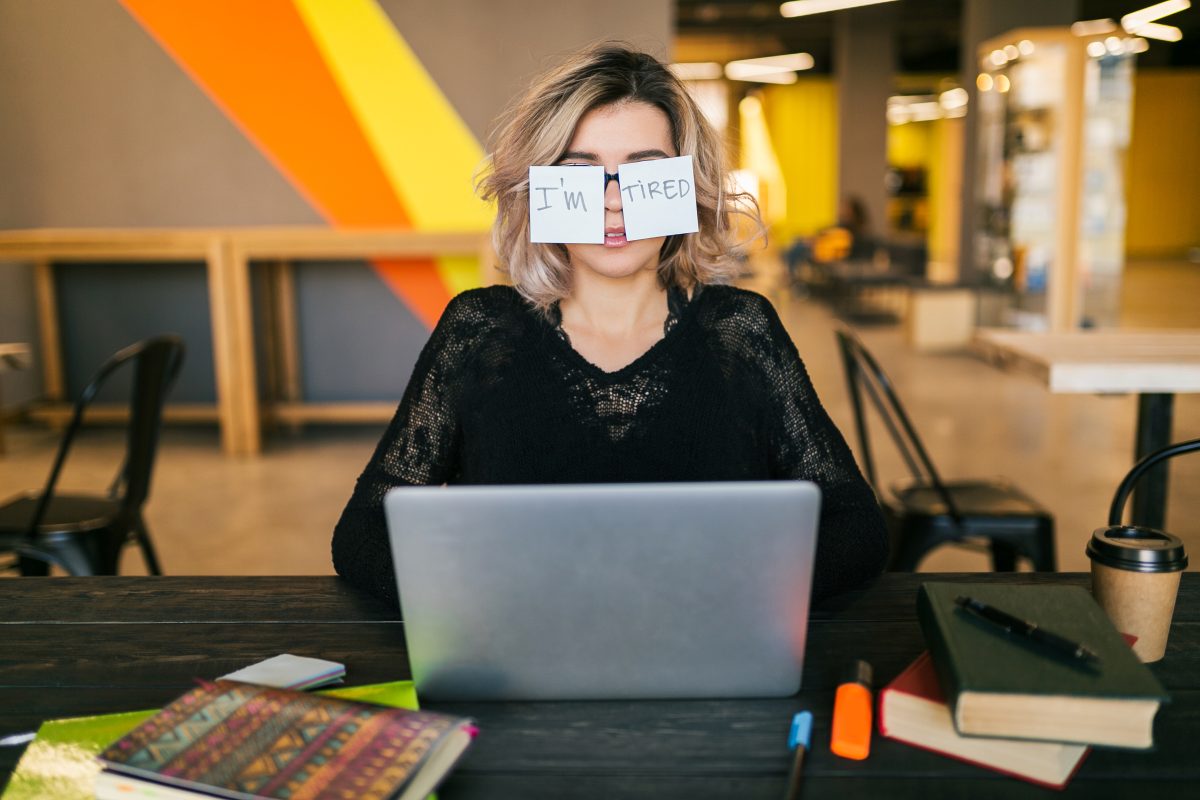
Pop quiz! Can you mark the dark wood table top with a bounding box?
[1,572,1196,799]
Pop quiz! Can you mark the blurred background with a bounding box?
[0,0,1197,577]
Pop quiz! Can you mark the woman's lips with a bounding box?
[604,229,628,248]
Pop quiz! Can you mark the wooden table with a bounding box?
[973,329,1200,530]
[1,573,1196,798]
[0,228,490,457]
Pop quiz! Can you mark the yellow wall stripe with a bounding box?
[293,0,493,233]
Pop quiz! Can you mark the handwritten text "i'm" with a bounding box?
[533,178,589,213]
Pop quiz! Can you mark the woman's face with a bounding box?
[558,101,676,284]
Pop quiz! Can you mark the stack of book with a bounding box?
[878,582,1170,789]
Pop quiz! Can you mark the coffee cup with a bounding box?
[1087,525,1188,663]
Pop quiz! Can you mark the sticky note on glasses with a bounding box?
[529,165,605,243]
[618,155,699,241]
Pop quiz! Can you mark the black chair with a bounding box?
[1108,437,1200,527]
[0,334,185,575]
[834,328,1055,572]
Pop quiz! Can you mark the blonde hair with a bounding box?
[477,42,762,315]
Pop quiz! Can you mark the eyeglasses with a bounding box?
[558,164,621,189]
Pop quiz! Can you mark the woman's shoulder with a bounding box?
[444,284,525,315]
[423,286,532,370]
[437,285,531,330]
[693,284,782,328]
[689,284,800,372]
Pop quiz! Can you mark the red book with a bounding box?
[878,652,1089,790]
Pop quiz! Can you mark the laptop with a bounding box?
[384,481,820,701]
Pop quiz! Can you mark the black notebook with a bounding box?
[917,581,1169,749]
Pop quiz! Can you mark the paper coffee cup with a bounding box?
[1087,525,1188,663]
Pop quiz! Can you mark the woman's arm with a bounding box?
[746,295,890,602]
[331,292,482,608]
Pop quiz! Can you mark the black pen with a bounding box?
[955,595,1100,663]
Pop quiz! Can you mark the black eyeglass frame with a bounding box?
[554,164,623,189]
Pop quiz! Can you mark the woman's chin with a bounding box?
[568,238,664,282]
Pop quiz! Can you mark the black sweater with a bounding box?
[332,284,888,607]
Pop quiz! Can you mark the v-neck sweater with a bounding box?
[332,284,888,608]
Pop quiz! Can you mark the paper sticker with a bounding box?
[617,155,699,241]
[528,165,605,244]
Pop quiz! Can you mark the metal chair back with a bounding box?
[834,327,961,521]
[25,334,185,540]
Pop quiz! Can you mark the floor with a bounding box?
[1,257,1197,578]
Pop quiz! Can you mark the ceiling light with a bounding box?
[976,73,994,91]
[1018,39,1036,55]
[906,102,943,122]
[1003,44,1020,60]
[724,64,798,84]
[1121,0,1190,33]
[1086,41,1108,58]
[730,53,815,72]
[989,49,1008,67]
[1130,22,1184,41]
[887,95,944,124]
[1072,19,1118,36]
[780,0,899,18]
[995,75,1011,93]
[887,94,933,107]
[725,52,813,83]
[1129,37,1152,53]
[939,87,969,111]
[670,62,724,81]
[1106,36,1125,54]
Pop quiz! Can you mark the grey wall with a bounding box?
[835,5,896,242]
[383,0,673,143]
[0,0,321,229]
[0,0,672,411]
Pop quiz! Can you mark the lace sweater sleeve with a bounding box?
[331,291,486,607]
[740,294,889,602]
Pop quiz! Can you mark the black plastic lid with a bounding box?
[1086,525,1189,573]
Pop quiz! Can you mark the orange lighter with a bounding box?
[830,659,873,760]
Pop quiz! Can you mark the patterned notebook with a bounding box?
[95,680,475,800]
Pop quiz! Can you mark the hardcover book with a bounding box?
[94,680,474,800]
[917,582,1168,749]
[879,651,1088,789]
[0,682,420,800]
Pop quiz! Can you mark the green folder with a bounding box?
[1,681,418,800]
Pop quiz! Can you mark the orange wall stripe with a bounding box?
[118,0,451,326]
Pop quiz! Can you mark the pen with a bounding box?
[784,711,811,800]
[955,595,1100,663]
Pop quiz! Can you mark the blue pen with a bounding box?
[785,711,812,800]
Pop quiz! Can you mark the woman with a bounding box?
[332,43,888,607]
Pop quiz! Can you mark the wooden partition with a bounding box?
[0,228,492,456]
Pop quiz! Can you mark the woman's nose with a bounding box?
[604,174,622,212]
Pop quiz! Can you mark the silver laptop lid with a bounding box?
[385,481,820,701]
